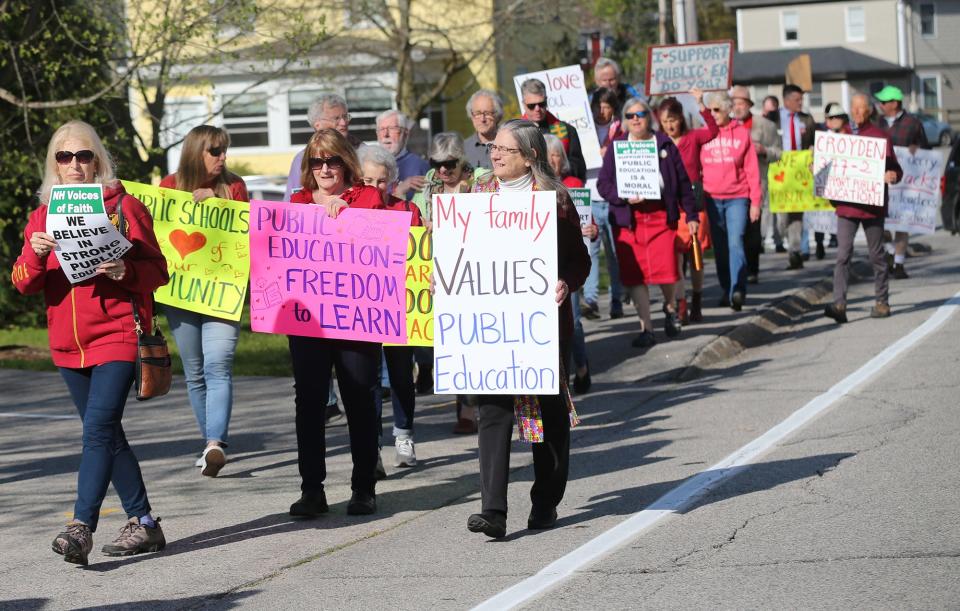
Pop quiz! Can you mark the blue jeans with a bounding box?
[60,362,150,532]
[705,196,750,299]
[569,290,588,370]
[584,201,623,312]
[164,306,240,445]
[383,346,416,437]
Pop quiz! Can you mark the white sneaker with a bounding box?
[200,446,226,477]
[394,436,416,467]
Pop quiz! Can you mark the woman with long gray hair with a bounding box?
[466,119,591,539]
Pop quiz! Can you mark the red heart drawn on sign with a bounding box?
[169,230,206,260]
[774,171,786,183]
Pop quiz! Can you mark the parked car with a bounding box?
[944,138,960,234]
[916,113,953,147]
[243,175,287,201]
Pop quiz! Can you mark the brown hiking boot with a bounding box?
[101,517,166,557]
[52,520,93,566]
[870,302,891,318]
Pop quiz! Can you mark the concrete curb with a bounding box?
[677,260,874,382]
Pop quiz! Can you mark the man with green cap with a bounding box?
[875,84,928,280]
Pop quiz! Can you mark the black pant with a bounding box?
[477,343,572,514]
[745,216,762,276]
[288,336,380,495]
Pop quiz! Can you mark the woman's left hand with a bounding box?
[192,188,215,202]
[884,170,899,184]
[687,220,699,235]
[97,259,126,282]
[749,206,761,223]
[323,198,348,219]
[555,279,569,305]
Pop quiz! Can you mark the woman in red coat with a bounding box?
[13,120,169,565]
[285,128,387,519]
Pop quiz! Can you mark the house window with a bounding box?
[221,93,270,148]
[919,3,936,37]
[846,6,865,42]
[920,75,940,111]
[806,82,823,109]
[781,11,799,45]
[345,87,394,143]
[288,90,328,147]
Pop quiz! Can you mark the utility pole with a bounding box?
[674,0,699,44]
[659,0,669,44]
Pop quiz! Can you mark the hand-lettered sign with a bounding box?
[386,227,433,346]
[614,139,661,200]
[432,191,559,395]
[47,184,132,284]
[813,131,887,206]
[767,150,832,213]
[122,181,250,320]
[248,201,411,342]
[645,40,734,96]
[886,146,945,235]
[513,65,602,170]
[803,209,838,235]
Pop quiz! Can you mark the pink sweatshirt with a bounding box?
[700,121,762,208]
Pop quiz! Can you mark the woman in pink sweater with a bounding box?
[699,91,761,312]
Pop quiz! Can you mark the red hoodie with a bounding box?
[12,182,169,368]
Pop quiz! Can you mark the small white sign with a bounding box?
[886,146,945,235]
[614,139,661,200]
[813,131,887,206]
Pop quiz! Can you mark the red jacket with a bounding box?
[384,195,423,227]
[12,182,169,368]
[290,184,384,209]
[831,123,903,220]
[159,173,249,202]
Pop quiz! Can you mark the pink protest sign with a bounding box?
[248,200,412,342]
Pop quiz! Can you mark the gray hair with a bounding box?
[40,120,115,204]
[376,109,415,131]
[594,57,621,77]
[543,134,570,177]
[519,78,547,100]
[498,119,567,197]
[622,97,652,122]
[357,144,399,184]
[307,93,347,127]
[430,132,467,163]
[708,91,733,114]
[466,89,504,122]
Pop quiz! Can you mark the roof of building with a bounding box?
[724,0,840,8]
[733,47,912,83]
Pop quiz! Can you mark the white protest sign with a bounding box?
[513,65,602,170]
[645,40,734,95]
[47,184,132,284]
[432,191,559,395]
[803,209,838,235]
[886,146,945,235]
[813,131,887,206]
[614,139,661,200]
[570,187,593,249]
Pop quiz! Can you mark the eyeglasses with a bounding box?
[430,158,460,171]
[710,108,725,113]
[321,113,351,125]
[207,147,226,157]
[624,111,649,120]
[486,143,520,155]
[376,126,405,136]
[55,150,95,165]
[525,101,547,111]
[472,111,497,119]
[308,155,345,170]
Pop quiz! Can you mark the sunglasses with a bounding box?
[308,155,345,170]
[624,111,649,120]
[710,108,725,113]
[430,158,460,171]
[55,150,95,165]
[525,101,547,111]
[207,146,226,157]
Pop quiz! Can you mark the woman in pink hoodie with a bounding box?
[699,91,762,312]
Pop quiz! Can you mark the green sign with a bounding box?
[768,150,831,213]
[48,184,105,215]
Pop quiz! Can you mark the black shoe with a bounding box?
[631,330,657,349]
[775,244,788,253]
[663,305,681,338]
[802,253,811,261]
[580,299,600,320]
[828,235,838,248]
[467,511,507,538]
[747,273,759,284]
[730,291,744,312]
[824,303,848,324]
[787,252,804,270]
[572,367,592,394]
[415,365,433,395]
[290,491,329,517]
[527,505,558,530]
[815,242,825,260]
[324,402,343,425]
[717,294,731,308]
[885,252,894,272]
[893,264,909,280]
[375,453,387,480]
[347,491,376,515]
[609,307,624,320]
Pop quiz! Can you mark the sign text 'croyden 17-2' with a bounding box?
[813,131,887,206]
[47,184,132,284]
[248,201,411,343]
[432,191,559,395]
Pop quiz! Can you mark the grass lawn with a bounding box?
[0,311,293,377]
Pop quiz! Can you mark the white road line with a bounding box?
[0,412,76,420]
[473,290,960,611]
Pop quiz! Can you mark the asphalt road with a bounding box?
[1,232,958,610]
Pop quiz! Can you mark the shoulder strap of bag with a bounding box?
[116,198,146,337]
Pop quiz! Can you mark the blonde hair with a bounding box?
[300,128,363,191]
[175,125,240,199]
[39,120,115,204]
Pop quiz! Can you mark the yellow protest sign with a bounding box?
[768,150,832,213]
[388,227,433,347]
[121,180,250,321]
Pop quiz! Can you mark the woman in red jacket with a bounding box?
[158,125,248,477]
[12,120,169,565]
[286,128,386,519]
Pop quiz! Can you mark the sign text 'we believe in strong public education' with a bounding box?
[47,184,131,284]
[432,191,559,395]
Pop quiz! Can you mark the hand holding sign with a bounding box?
[30,231,57,257]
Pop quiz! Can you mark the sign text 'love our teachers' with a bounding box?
[122,181,250,321]
[47,184,131,284]
[886,146,945,235]
[813,131,887,206]
[767,150,831,213]
[513,65,602,170]
[645,40,734,95]
[432,191,559,395]
[614,139,661,200]
[248,201,411,343]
